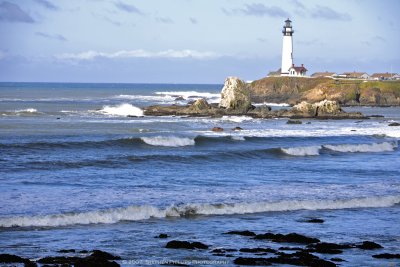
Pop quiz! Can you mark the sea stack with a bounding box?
[219,77,252,113]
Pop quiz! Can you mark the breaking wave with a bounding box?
[96,103,144,117]
[281,146,322,156]
[323,142,397,153]
[155,91,220,103]
[141,136,195,147]
[1,195,399,228]
[1,108,42,116]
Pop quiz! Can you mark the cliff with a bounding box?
[249,77,400,106]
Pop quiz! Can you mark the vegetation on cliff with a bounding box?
[250,77,400,106]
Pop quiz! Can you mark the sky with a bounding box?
[0,0,399,83]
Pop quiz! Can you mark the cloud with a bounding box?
[156,17,173,24]
[189,17,197,24]
[373,36,386,42]
[0,1,35,23]
[55,49,220,61]
[33,0,58,11]
[114,1,143,15]
[36,32,67,41]
[223,3,290,18]
[311,5,351,21]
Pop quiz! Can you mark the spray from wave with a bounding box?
[1,195,399,228]
[141,136,195,147]
[97,103,144,117]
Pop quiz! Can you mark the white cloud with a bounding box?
[56,49,220,61]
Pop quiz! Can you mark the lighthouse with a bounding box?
[281,18,293,76]
[280,19,307,77]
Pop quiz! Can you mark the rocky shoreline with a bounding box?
[2,226,399,267]
[144,77,367,120]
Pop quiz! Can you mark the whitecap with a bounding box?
[281,145,322,156]
[221,116,253,123]
[323,141,397,153]
[97,103,144,117]
[141,136,195,147]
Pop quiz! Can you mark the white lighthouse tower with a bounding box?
[281,18,293,76]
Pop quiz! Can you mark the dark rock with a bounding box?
[389,122,400,126]
[156,233,169,238]
[38,251,121,267]
[330,257,346,262]
[239,248,276,253]
[369,115,384,118]
[0,253,29,263]
[225,230,256,236]
[212,127,224,132]
[308,242,353,250]
[267,251,336,267]
[175,96,185,101]
[75,257,120,267]
[37,256,81,264]
[356,241,383,250]
[165,240,209,250]
[90,250,121,260]
[278,247,304,251]
[211,248,237,253]
[58,249,76,253]
[372,253,400,259]
[287,120,302,124]
[24,261,38,267]
[305,218,324,223]
[79,250,89,253]
[232,126,243,131]
[234,257,272,265]
[254,232,320,244]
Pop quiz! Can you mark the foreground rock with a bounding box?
[234,251,336,266]
[0,254,36,266]
[165,240,209,250]
[254,232,320,244]
[37,250,120,267]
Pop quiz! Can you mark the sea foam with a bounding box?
[141,136,195,147]
[323,141,397,153]
[281,146,322,156]
[98,103,144,117]
[1,195,399,228]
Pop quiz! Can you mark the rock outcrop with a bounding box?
[293,100,342,116]
[143,77,366,119]
[219,77,252,112]
[249,76,400,106]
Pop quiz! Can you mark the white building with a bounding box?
[281,19,307,77]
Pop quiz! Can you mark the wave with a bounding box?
[1,108,42,116]
[281,146,322,156]
[1,195,399,228]
[155,91,220,103]
[141,136,195,147]
[253,102,290,107]
[323,141,397,153]
[221,116,254,123]
[96,103,144,117]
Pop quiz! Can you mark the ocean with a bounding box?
[0,82,399,266]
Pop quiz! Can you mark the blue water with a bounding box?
[0,82,400,266]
